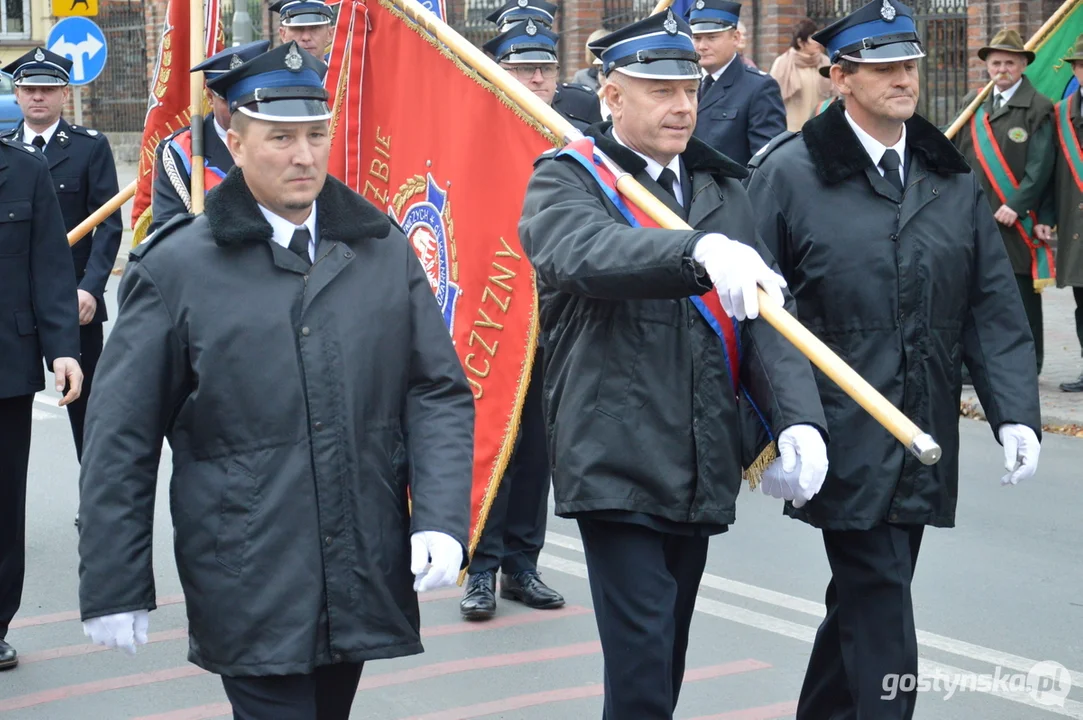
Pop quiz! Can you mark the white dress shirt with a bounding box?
[213,118,228,145]
[259,202,318,262]
[612,127,683,206]
[993,77,1023,108]
[710,53,737,82]
[844,110,906,187]
[22,119,60,148]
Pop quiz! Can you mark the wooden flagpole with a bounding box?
[391,0,942,465]
[189,0,207,213]
[68,180,137,247]
[944,0,1083,140]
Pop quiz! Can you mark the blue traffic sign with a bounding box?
[47,17,107,86]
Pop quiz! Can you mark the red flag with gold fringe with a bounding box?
[327,0,557,556]
[131,0,224,244]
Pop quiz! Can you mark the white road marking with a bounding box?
[542,532,1083,715]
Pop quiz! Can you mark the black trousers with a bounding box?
[577,518,709,720]
[797,523,925,720]
[1074,287,1083,356]
[469,360,549,575]
[66,322,103,461]
[1015,274,1044,374]
[0,395,34,639]
[221,662,364,720]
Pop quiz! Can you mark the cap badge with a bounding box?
[525,18,538,35]
[33,48,44,62]
[663,9,678,35]
[517,0,528,7]
[285,44,304,71]
[695,0,705,9]
[880,0,896,21]
[230,54,244,69]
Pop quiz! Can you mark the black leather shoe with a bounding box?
[0,640,17,670]
[460,571,496,621]
[500,570,565,609]
[1061,372,1083,393]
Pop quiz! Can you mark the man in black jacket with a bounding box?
[1,48,119,468]
[77,44,473,719]
[519,11,829,719]
[744,2,1042,718]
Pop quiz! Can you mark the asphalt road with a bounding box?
[1,275,1080,719]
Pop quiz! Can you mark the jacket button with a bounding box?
[889,513,899,522]
[325,536,333,546]
[7,213,13,219]
[59,184,65,189]
[332,652,342,662]
[314,421,324,431]
[932,188,938,196]
[301,326,310,336]
[890,234,898,241]
[344,250,353,259]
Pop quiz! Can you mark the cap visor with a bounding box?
[500,49,558,64]
[614,59,702,81]
[282,13,332,25]
[237,98,332,122]
[844,42,926,64]
[690,22,736,34]
[14,75,68,86]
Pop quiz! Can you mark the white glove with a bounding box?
[759,424,828,509]
[692,233,787,321]
[83,610,150,656]
[998,423,1040,485]
[410,531,463,592]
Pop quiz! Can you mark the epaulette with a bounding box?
[559,82,595,96]
[745,65,769,77]
[533,147,559,167]
[67,124,102,139]
[129,213,195,260]
[747,131,799,168]
[0,136,44,158]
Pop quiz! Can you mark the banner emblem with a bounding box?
[391,172,461,333]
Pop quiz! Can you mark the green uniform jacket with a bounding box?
[955,76,1055,276]
[1040,92,1083,288]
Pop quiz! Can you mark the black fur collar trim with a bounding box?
[802,101,971,185]
[206,167,392,248]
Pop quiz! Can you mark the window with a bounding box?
[0,0,30,39]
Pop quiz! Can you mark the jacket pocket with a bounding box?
[0,200,32,256]
[708,108,740,122]
[215,461,260,575]
[53,176,81,194]
[14,310,36,336]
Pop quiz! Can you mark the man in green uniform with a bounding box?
[1036,34,1083,392]
[955,28,1055,374]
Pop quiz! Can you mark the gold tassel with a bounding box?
[743,441,778,491]
[131,207,153,248]
[1033,277,1056,293]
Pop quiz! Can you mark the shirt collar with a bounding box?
[23,119,60,147]
[844,110,906,173]
[611,127,682,185]
[710,54,737,81]
[996,77,1024,104]
[213,118,228,144]
[258,201,318,255]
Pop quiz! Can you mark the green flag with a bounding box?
[1026,0,1083,101]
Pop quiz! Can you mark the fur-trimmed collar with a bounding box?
[205,167,392,248]
[586,121,748,180]
[802,101,971,185]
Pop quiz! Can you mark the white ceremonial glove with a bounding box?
[998,423,1040,485]
[692,233,787,321]
[759,424,829,509]
[83,610,150,656]
[410,531,463,592]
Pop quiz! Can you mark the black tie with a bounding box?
[993,93,1004,112]
[31,135,45,151]
[289,227,312,265]
[879,149,903,194]
[656,168,679,202]
[699,74,715,102]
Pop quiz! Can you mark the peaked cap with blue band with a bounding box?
[1,47,72,87]
[588,9,700,80]
[686,0,740,35]
[192,40,270,78]
[485,0,557,31]
[206,41,331,122]
[270,0,333,26]
[813,0,925,76]
[483,19,560,64]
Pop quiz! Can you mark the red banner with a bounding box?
[328,0,557,554]
[132,0,223,244]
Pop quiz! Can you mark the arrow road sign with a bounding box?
[47,17,107,85]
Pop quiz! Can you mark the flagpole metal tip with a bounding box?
[909,433,941,465]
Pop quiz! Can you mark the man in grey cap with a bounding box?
[77,42,474,719]
[272,0,335,61]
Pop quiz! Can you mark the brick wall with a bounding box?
[749,0,804,70]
